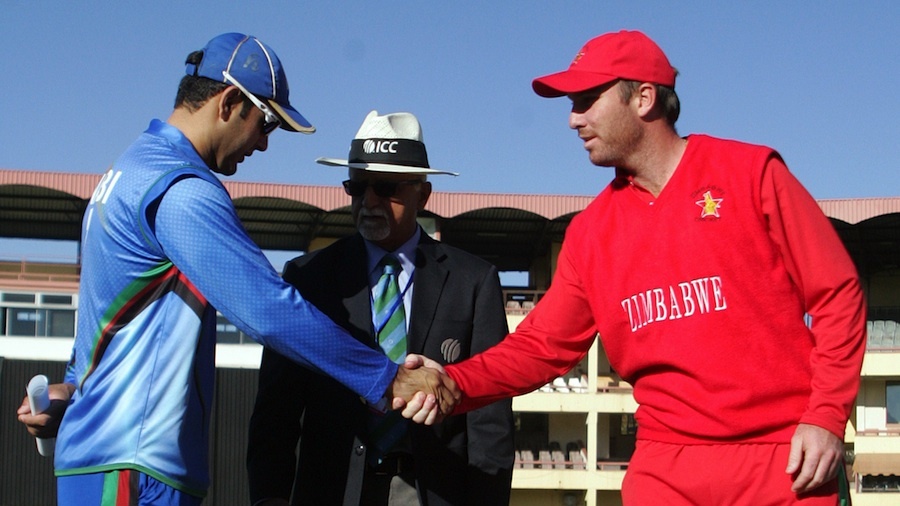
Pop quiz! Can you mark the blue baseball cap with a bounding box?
[185,33,315,133]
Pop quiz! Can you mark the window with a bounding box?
[216,314,249,344]
[500,271,529,288]
[859,474,900,492]
[46,308,76,337]
[9,308,39,336]
[5,307,75,337]
[1,290,77,338]
[887,382,900,424]
[2,292,35,303]
[42,294,73,305]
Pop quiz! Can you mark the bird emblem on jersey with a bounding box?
[695,190,723,218]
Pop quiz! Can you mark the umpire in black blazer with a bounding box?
[247,111,515,506]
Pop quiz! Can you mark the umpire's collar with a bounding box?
[363,227,421,288]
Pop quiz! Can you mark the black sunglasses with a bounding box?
[222,71,281,136]
[342,179,421,198]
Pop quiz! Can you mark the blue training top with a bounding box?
[55,120,396,496]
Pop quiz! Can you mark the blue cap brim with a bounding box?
[267,100,315,134]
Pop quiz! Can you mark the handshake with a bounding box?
[388,354,461,425]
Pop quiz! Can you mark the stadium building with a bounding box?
[1,168,898,505]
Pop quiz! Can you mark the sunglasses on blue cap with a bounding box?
[222,70,281,135]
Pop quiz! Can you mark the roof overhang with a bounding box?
[853,453,900,476]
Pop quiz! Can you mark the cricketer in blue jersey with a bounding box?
[16,33,454,505]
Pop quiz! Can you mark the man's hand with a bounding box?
[16,382,75,439]
[388,354,460,425]
[786,423,844,493]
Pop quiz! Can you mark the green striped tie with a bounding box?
[373,255,407,363]
[368,255,409,462]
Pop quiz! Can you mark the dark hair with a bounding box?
[618,80,681,126]
[174,50,230,111]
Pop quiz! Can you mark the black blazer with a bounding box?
[248,233,514,505]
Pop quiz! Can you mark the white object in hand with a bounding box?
[26,374,55,457]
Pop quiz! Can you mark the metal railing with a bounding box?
[0,260,80,284]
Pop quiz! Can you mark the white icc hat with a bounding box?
[316,110,458,175]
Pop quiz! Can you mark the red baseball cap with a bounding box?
[532,30,676,98]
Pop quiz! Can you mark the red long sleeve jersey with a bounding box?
[447,135,866,444]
